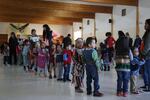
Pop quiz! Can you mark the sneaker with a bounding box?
[131,91,139,94]
[75,88,84,93]
[116,92,122,96]
[67,79,71,82]
[57,78,63,81]
[54,75,57,78]
[123,92,128,97]
[143,86,150,92]
[93,91,104,97]
[49,75,52,79]
[87,92,92,95]
[140,85,146,89]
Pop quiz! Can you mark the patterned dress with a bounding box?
[72,49,85,88]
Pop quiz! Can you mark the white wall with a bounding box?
[0,22,73,38]
[95,13,112,43]
[113,5,136,40]
[82,18,95,40]
[139,0,150,37]
[73,22,82,41]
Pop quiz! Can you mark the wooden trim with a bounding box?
[111,14,114,35]
[136,0,139,35]
[81,0,138,6]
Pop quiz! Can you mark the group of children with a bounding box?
[0,34,147,98]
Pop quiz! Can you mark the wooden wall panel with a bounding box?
[0,34,8,44]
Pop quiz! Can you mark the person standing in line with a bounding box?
[83,37,103,97]
[72,38,85,93]
[63,34,72,49]
[141,19,150,92]
[9,32,18,65]
[43,24,53,48]
[115,31,132,97]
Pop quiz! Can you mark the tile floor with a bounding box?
[0,55,149,100]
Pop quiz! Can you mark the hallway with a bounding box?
[0,56,149,100]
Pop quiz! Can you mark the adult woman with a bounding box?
[142,19,150,92]
[9,32,18,65]
[43,24,53,47]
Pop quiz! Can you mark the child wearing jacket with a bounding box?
[130,48,145,94]
[83,37,103,97]
[63,44,72,82]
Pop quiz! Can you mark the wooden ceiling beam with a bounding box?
[0,0,113,13]
[0,6,95,19]
[0,16,82,25]
[81,0,138,6]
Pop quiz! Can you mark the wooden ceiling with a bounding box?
[0,0,137,25]
[80,0,138,6]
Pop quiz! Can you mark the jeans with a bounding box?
[3,56,9,65]
[63,64,71,80]
[86,64,100,93]
[17,53,23,65]
[56,62,64,79]
[23,55,29,67]
[144,59,150,87]
[116,71,130,93]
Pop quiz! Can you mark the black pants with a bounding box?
[9,51,17,65]
[4,56,9,65]
[108,47,114,62]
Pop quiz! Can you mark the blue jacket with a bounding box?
[130,56,145,76]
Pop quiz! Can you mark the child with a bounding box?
[63,44,72,82]
[55,44,64,81]
[72,38,84,93]
[100,42,110,71]
[22,40,30,71]
[49,44,56,79]
[115,31,132,97]
[37,42,49,77]
[83,37,103,97]
[29,43,38,72]
[2,42,10,66]
[130,48,145,94]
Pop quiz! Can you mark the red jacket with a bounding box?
[63,49,72,65]
[106,36,115,48]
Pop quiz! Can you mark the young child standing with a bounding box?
[130,48,145,94]
[100,42,110,71]
[83,37,103,97]
[55,44,64,81]
[37,42,49,77]
[22,40,30,71]
[2,42,10,66]
[49,44,56,79]
[115,31,132,97]
[29,43,38,72]
[63,44,72,82]
[72,38,84,93]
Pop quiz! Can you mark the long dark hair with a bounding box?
[43,24,52,40]
[118,31,125,38]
